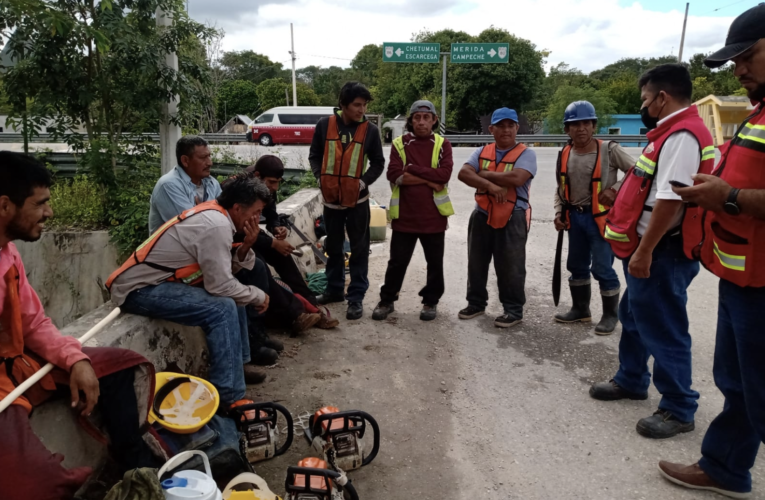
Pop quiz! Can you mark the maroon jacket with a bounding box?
[387,133,453,234]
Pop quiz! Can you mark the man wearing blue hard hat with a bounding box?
[457,107,537,327]
[553,101,634,334]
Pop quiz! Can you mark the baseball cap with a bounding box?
[490,107,519,125]
[705,3,765,68]
[409,100,437,115]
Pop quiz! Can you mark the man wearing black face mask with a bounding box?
[591,64,715,440]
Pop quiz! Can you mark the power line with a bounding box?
[701,0,754,15]
[301,54,353,61]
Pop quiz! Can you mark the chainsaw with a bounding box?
[304,407,380,473]
[284,458,359,500]
[230,402,294,465]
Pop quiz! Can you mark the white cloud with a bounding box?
[191,0,737,73]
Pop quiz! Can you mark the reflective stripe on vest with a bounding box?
[736,122,765,153]
[558,139,610,236]
[475,143,528,229]
[635,155,656,175]
[319,114,369,208]
[701,145,716,161]
[105,201,229,291]
[389,134,453,219]
[604,226,630,243]
[713,240,746,271]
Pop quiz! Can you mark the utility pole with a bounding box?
[440,54,447,135]
[678,2,689,63]
[290,23,298,107]
[156,7,182,175]
[285,86,290,106]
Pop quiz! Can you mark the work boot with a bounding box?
[316,307,340,329]
[243,365,267,385]
[292,312,321,335]
[458,305,485,319]
[595,292,620,335]
[637,409,695,439]
[372,302,394,321]
[251,346,279,366]
[420,305,437,321]
[347,301,363,320]
[589,379,648,401]
[316,293,345,305]
[554,283,592,323]
[658,461,750,498]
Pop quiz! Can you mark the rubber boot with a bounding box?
[554,283,592,323]
[595,293,620,335]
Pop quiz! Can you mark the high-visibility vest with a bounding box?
[106,201,230,291]
[475,143,529,229]
[604,105,715,259]
[699,101,765,287]
[557,139,612,236]
[320,114,369,208]
[1,264,56,412]
[389,134,454,219]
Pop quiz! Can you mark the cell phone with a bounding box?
[669,180,690,188]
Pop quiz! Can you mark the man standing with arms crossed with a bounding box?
[309,82,385,320]
[457,108,537,328]
[659,5,765,498]
[591,64,715,439]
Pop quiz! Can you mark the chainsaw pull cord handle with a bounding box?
[357,410,380,467]
[271,402,294,457]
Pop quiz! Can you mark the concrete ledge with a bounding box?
[275,187,324,276]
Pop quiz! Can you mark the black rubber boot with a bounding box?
[554,283,592,323]
[595,293,620,335]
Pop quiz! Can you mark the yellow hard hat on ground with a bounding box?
[150,372,219,434]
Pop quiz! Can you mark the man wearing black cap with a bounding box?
[658,4,765,498]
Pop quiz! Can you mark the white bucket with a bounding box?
[157,450,223,500]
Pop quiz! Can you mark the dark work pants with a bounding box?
[380,231,445,306]
[467,209,528,319]
[699,280,765,494]
[324,201,370,303]
[258,244,318,306]
[236,256,303,329]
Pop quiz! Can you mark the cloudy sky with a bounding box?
[187,0,757,73]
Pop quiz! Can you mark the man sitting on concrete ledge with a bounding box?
[0,152,158,500]
[108,173,272,394]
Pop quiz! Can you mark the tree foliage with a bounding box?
[217,79,259,122]
[255,78,321,112]
[544,85,617,134]
[220,50,290,85]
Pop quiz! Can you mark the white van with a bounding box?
[246,106,335,145]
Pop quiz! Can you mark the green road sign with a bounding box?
[382,43,440,63]
[450,43,510,64]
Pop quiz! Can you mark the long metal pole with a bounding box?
[156,7,183,174]
[290,23,298,107]
[678,2,689,62]
[441,54,447,134]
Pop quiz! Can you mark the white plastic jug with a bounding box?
[157,450,223,500]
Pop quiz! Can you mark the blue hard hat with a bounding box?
[563,101,597,124]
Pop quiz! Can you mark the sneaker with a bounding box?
[637,409,695,439]
[316,293,345,305]
[458,305,485,319]
[589,379,648,401]
[243,365,266,385]
[316,307,340,329]
[347,301,363,320]
[292,312,322,335]
[494,314,522,328]
[372,302,394,321]
[420,305,437,321]
[658,461,750,499]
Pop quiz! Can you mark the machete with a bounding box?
[553,209,567,307]
[285,219,328,265]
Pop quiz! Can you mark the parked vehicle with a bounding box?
[246,106,335,145]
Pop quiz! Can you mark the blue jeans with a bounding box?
[324,201,370,302]
[699,280,765,494]
[613,236,700,422]
[121,282,250,407]
[566,209,620,293]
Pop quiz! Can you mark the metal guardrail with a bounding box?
[0,133,247,143]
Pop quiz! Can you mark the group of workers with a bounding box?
[0,3,763,499]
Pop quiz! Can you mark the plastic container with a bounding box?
[369,199,387,242]
[150,372,219,435]
[158,450,222,500]
[222,473,281,500]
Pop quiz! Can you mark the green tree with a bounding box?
[589,55,678,83]
[545,85,617,134]
[691,76,716,102]
[256,78,321,111]
[350,44,381,85]
[217,79,259,122]
[601,73,642,113]
[220,51,290,85]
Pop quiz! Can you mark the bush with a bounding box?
[277,172,318,203]
[47,176,106,230]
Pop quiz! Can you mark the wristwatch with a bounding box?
[723,188,741,216]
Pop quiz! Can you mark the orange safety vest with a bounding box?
[320,114,369,208]
[557,139,611,235]
[698,101,765,287]
[106,201,230,291]
[0,265,56,412]
[475,143,529,229]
